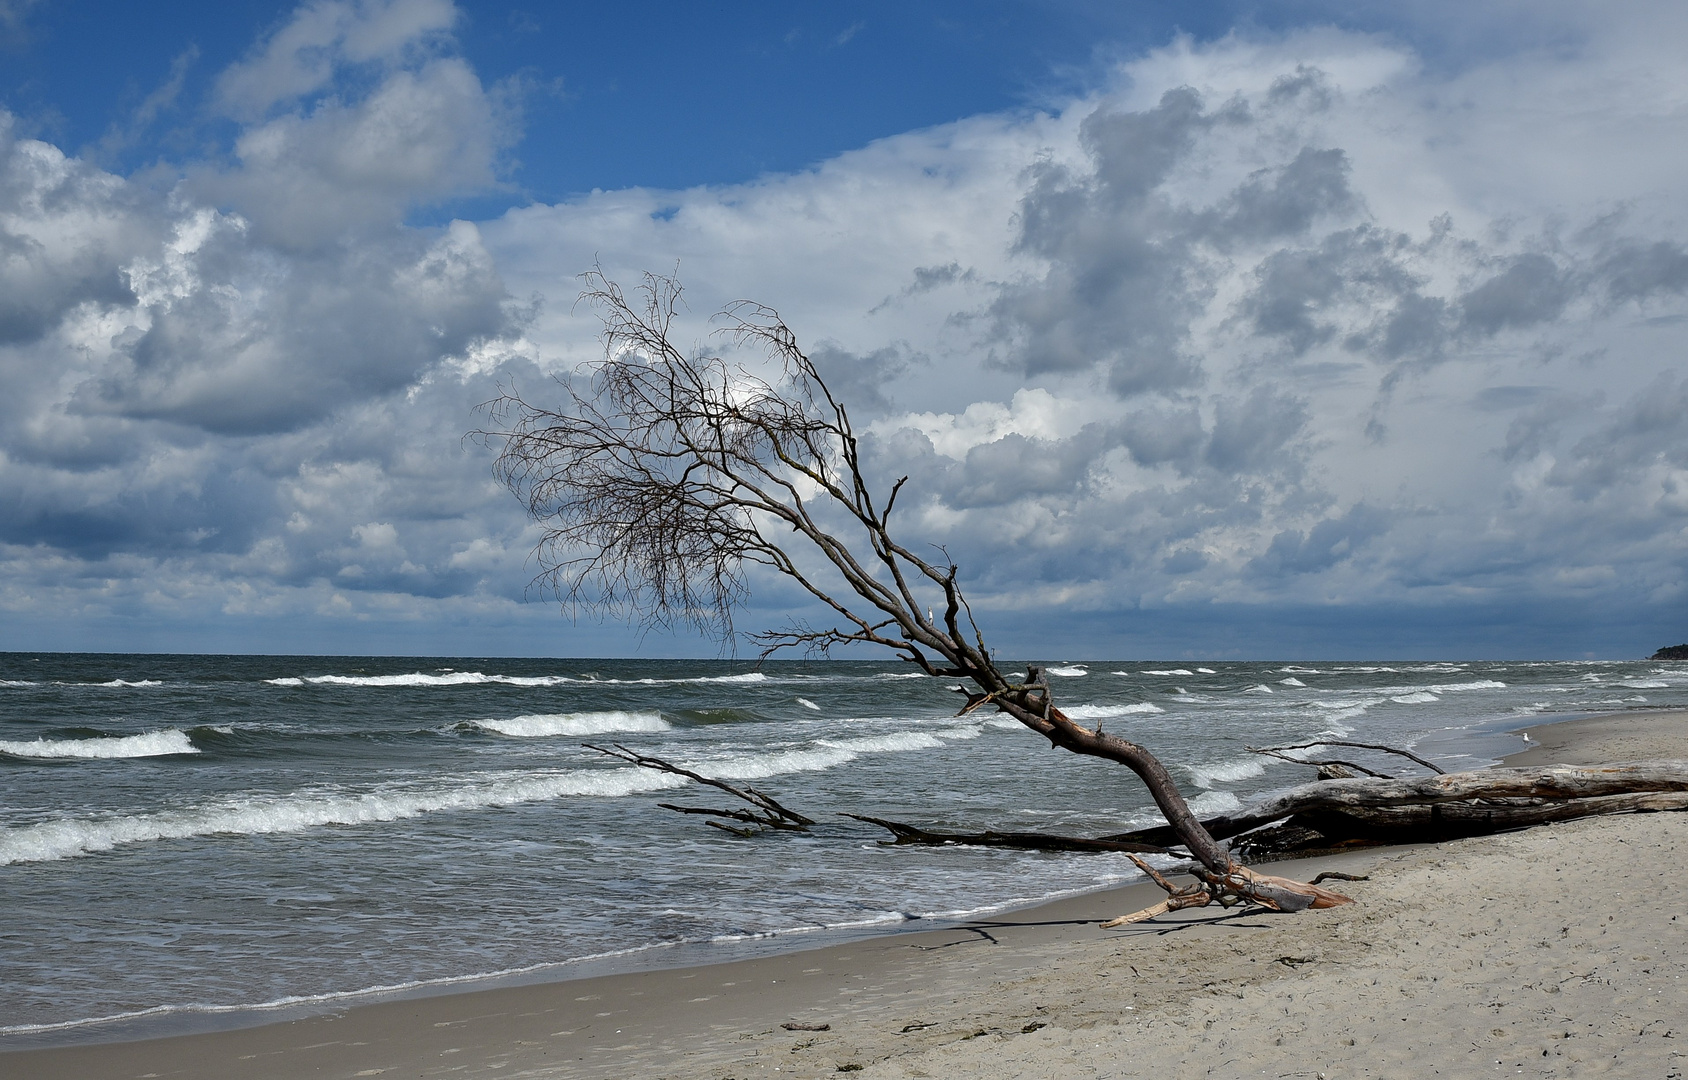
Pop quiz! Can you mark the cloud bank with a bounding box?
[2,1,1684,657]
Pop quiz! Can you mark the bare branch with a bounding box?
[1254,740,1446,775]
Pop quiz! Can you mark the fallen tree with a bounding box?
[480,270,1685,924]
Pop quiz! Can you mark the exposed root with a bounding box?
[1101,854,1354,928]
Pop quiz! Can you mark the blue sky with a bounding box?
[1,0,1685,658]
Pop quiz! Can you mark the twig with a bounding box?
[1252,740,1445,775]
[588,743,815,828]
[1247,747,1393,778]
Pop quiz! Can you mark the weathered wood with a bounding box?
[1109,761,1688,847]
[1250,740,1446,775]
[841,813,1173,854]
[1286,790,1688,839]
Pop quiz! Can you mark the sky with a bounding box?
[1,0,1685,660]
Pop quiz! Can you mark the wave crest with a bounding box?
[0,767,686,865]
[0,729,198,759]
[470,712,669,738]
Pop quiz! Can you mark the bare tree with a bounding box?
[478,269,1352,918]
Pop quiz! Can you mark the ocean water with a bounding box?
[3,652,1685,1042]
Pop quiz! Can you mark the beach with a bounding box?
[5,707,1684,1079]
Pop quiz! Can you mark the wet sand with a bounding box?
[5,709,1684,1079]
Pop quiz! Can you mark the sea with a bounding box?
[3,652,1686,1045]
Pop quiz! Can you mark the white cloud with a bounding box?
[480,21,1688,646]
[214,0,458,118]
[4,6,1687,655]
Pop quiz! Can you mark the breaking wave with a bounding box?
[267,670,773,688]
[1379,679,1505,694]
[0,729,199,759]
[469,712,670,738]
[0,767,687,865]
[1187,758,1267,788]
[1188,790,1243,815]
[268,672,575,688]
[689,727,982,781]
[1046,666,1088,677]
[1062,702,1165,719]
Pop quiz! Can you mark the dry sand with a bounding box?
[5,710,1685,1080]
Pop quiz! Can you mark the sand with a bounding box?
[5,709,1685,1079]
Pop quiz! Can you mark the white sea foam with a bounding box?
[471,712,670,738]
[1188,790,1243,815]
[1279,677,1306,687]
[1188,758,1267,788]
[288,672,578,688]
[1047,665,1088,677]
[1280,666,1322,674]
[1143,669,1194,676]
[0,767,687,865]
[0,729,199,759]
[1196,668,1216,674]
[796,698,821,710]
[1622,680,1669,689]
[690,726,981,781]
[1373,679,1505,694]
[1243,684,1274,694]
[95,679,162,687]
[592,671,772,686]
[1310,699,1376,724]
[1062,702,1165,719]
[1,679,38,687]
[1389,691,1440,704]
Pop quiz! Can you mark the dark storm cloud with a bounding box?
[950,424,1124,506]
[1119,404,1206,470]
[1459,253,1573,335]
[1547,373,1688,498]
[808,342,917,416]
[73,222,512,434]
[992,85,1362,397]
[991,88,1212,395]
[1204,387,1310,474]
[1597,239,1688,306]
[1202,147,1357,247]
[1249,503,1389,576]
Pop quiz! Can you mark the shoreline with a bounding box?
[6,708,1685,1078]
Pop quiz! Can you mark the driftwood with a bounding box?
[841,813,1172,855]
[487,271,1688,925]
[1111,761,1688,848]
[480,272,1351,917]
[595,740,1688,924]
[1245,740,1448,780]
[586,743,814,835]
[1099,854,1357,927]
